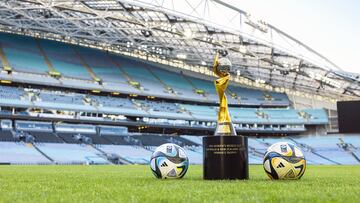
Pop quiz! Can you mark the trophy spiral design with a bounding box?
[202,51,249,180]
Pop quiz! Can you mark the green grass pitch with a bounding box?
[0,165,359,202]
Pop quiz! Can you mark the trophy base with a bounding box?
[203,136,248,180]
[214,122,237,136]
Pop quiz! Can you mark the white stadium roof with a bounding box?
[0,0,359,100]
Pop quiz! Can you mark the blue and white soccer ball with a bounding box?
[150,143,189,179]
[263,142,306,180]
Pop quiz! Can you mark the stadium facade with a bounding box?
[0,0,359,165]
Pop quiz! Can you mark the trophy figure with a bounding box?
[213,52,237,136]
[202,51,249,180]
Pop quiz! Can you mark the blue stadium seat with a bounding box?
[0,142,51,164]
[39,39,92,80]
[36,143,109,164]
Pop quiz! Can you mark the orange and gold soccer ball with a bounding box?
[263,142,306,180]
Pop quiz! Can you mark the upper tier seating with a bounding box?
[0,33,49,74]
[148,68,205,100]
[111,56,169,95]
[75,47,128,83]
[39,39,92,80]
[0,32,290,106]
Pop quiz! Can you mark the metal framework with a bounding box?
[0,0,359,100]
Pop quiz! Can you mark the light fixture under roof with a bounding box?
[183,29,193,38]
[239,45,247,54]
[141,29,152,37]
[176,53,187,59]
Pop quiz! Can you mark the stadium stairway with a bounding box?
[107,54,145,91]
[181,74,207,98]
[73,47,102,84]
[90,144,133,165]
[339,144,360,164]
[34,143,110,165]
[144,66,176,95]
[98,145,152,164]
[353,150,360,162]
[35,39,61,77]
[0,43,12,72]
[32,143,54,163]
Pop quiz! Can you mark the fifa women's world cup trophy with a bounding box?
[212,52,237,136]
[202,51,249,180]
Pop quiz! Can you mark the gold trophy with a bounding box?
[203,51,248,180]
[213,52,237,136]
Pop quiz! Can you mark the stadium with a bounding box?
[0,0,359,202]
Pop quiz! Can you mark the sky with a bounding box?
[226,0,360,73]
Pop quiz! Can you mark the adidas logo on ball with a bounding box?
[277,162,285,168]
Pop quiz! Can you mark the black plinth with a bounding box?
[203,136,248,180]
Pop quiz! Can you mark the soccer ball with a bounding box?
[263,142,306,180]
[150,143,189,179]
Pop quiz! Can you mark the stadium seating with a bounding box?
[0,130,17,142]
[36,143,109,164]
[0,142,51,164]
[132,134,172,146]
[39,39,92,80]
[1,125,360,165]
[183,147,203,164]
[28,132,64,143]
[56,133,83,144]
[99,145,152,164]
[39,92,84,105]
[340,136,360,148]
[0,32,291,106]
[0,85,24,99]
[0,85,327,127]
[315,149,358,165]
[0,33,352,166]
[111,56,172,96]
[74,47,128,83]
[0,33,49,74]
[353,150,360,160]
[248,154,264,164]
[181,135,203,145]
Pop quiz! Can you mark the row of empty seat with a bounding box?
[0,85,328,125]
[0,32,290,106]
[1,122,359,165]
